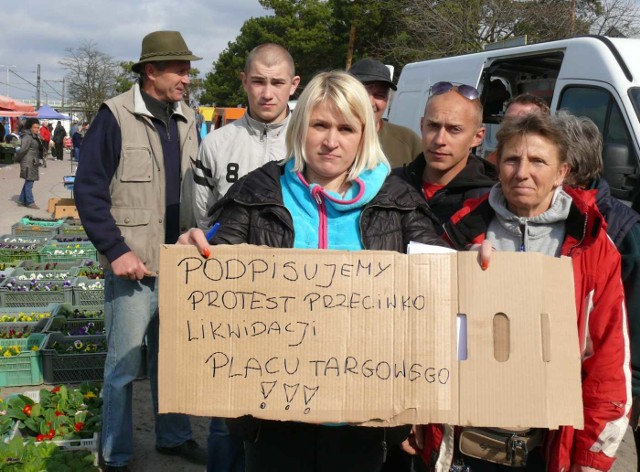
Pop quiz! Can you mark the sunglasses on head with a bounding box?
[429,81,480,101]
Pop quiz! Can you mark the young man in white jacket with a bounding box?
[193,43,300,229]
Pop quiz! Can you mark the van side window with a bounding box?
[559,86,638,200]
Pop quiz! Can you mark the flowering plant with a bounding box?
[54,235,91,242]
[0,345,39,357]
[5,383,102,441]
[74,280,103,291]
[16,271,71,281]
[0,236,44,245]
[0,438,98,471]
[0,312,51,323]
[1,279,72,292]
[40,243,92,257]
[0,327,31,340]
[74,263,104,280]
[56,308,103,320]
[49,338,107,354]
[66,321,104,336]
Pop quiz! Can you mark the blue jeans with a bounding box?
[208,418,245,472]
[102,270,192,466]
[18,180,35,205]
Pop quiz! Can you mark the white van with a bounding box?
[387,36,640,200]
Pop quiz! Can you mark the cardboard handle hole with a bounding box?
[493,313,510,362]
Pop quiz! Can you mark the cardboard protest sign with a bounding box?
[158,244,582,428]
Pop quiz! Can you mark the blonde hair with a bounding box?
[285,70,388,180]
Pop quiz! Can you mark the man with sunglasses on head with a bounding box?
[393,82,497,233]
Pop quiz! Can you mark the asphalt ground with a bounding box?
[0,153,636,470]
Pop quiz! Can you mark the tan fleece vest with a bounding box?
[101,86,197,275]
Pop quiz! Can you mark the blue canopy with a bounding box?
[36,104,69,120]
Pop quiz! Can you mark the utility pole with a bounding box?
[0,64,16,96]
[61,77,65,110]
[36,64,41,108]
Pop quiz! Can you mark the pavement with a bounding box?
[0,153,637,470]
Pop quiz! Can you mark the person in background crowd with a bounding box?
[485,93,550,165]
[179,69,445,472]
[393,81,497,234]
[39,120,50,167]
[423,112,630,471]
[14,118,44,209]
[0,118,6,143]
[559,112,640,471]
[74,30,207,472]
[72,122,88,161]
[349,58,422,168]
[52,121,66,160]
[193,43,300,230]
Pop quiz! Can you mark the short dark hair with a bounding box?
[496,113,568,164]
[556,111,603,188]
[505,93,550,115]
[25,118,40,129]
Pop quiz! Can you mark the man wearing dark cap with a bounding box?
[349,58,422,168]
[74,31,206,471]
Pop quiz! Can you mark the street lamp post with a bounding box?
[0,64,17,96]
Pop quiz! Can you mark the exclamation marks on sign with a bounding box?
[303,386,319,414]
[283,383,299,410]
[260,381,277,409]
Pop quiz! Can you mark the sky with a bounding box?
[0,0,269,103]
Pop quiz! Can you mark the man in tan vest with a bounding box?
[74,31,206,471]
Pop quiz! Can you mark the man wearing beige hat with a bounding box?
[74,31,206,471]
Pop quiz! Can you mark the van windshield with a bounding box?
[631,88,640,122]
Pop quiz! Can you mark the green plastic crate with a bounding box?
[19,217,65,227]
[11,223,59,238]
[0,279,73,307]
[56,220,86,236]
[43,317,104,336]
[41,333,106,384]
[0,333,46,387]
[0,305,57,323]
[0,242,42,264]
[0,318,48,336]
[17,259,93,271]
[37,242,97,264]
[71,276,104,307]
[0,234,51,245]
[51,303,104,320]
[9,267,77,282]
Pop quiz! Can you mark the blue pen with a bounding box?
[205,222,220,242]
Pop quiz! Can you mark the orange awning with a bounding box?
[0,95,37,117]
[0,94,16,110]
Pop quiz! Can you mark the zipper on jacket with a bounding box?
[567,213,589,257]
[311,187,328,249]
[519,223,526,252]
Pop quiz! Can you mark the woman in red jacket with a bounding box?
[418,113,631,471]
[38,120,50,167]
